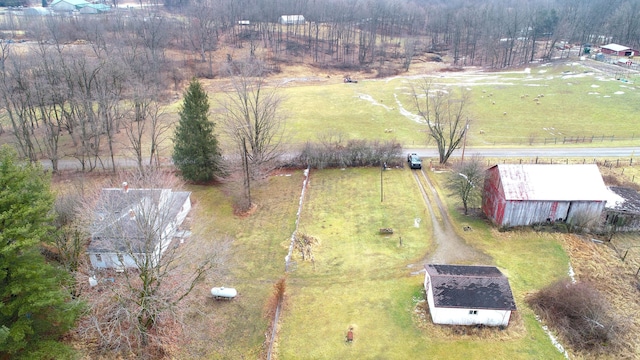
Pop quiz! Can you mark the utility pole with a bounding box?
[242,137,251,207]
[380,162,384,202]
[461,122,469,163]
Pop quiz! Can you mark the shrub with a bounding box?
[527,280,626,354]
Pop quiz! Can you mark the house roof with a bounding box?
[607,187,640,214]
[88,188,190,253]
[425,264,517,311]
[602,43,631,52]
[50,0,90,6]
[492,164,609,202]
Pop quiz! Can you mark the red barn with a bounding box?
[600,43,639,57]
[482,164,609,229]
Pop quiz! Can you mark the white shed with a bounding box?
[279,15,305,25]
[88,185,192,270]
[423,264,516,327]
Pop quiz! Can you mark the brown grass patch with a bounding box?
[559,235,640,358]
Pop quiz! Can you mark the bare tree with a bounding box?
[446,155,485,215]
[218,60,286,207]
[77,169,229,356]
[412,80,470,164]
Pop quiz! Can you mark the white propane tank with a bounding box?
[211,287,237,300]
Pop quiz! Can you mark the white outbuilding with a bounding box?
[279,15,305,25]
[423,264,517,327]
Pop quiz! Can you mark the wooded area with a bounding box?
[0,0,638,171]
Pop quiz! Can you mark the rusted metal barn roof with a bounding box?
[425,264,517,310]
[494,164,609,201]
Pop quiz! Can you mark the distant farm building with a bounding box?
[24,7,52,16]
[603,186,640,232]
[279,15,305,25]
[423,264,516,327]
[600,43,639,57]
[49,0,90,12]
[79,3,111,14]
[482,164,609,229]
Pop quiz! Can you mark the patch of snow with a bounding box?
[591,84,600,88]
[536,315,570,359]
[524,68,531,74]
[357,93,393,110]
[604,95,611,98]
[588,92,600,95]
[414,218,421,228]
[614,91,624,95]
[394,93,426,124]
[538,69,548,74]
[605,188,626,209]
[568,263,576,283]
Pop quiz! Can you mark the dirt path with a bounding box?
[410,169,492,271]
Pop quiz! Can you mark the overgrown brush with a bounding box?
[527,280,626,354]
[295,138,403,169]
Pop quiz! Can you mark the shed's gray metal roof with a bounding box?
[425,264,517,311]
[493,164,609,201]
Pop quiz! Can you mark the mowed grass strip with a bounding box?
[278,168,568,359]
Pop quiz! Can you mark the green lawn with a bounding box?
[276,168,570,359]
[278,61,640,148]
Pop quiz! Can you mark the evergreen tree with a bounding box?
[0,146,81,359]
[173,78,224,182]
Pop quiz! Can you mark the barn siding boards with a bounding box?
[482,164,609,229]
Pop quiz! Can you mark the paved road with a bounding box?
[404,146,640,159]
[41,146,640,171]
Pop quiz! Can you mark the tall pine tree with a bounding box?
[0,146,81,359]
[173,78,224,182]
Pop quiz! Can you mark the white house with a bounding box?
[88,183,191,270]
[279,15,305,25]
[423,264,517,327]
[49,0,90,12]
[79,3,111,14]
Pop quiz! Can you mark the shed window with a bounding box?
[95,254,102,262]
[469,310,478,315]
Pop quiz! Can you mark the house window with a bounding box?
[95,254,102,262]
[469,310,478,315]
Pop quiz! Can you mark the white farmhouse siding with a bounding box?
[424,264,516,327]
[279,15,305,25]
[88,186,191,270]
[79,3,111,14]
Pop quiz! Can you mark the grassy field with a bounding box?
[263,60,640,150]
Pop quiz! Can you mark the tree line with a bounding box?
[0,0,637,172]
